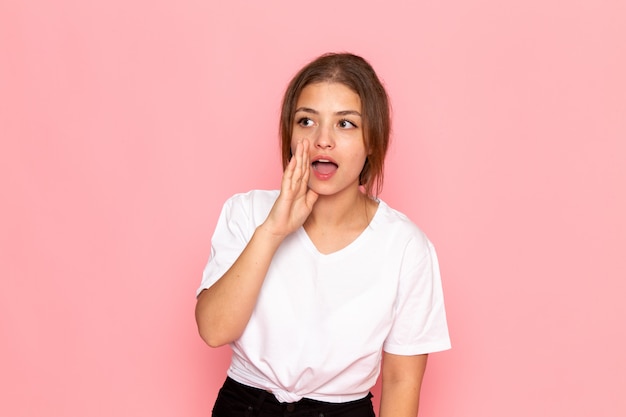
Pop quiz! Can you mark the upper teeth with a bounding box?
[318,159,330,163]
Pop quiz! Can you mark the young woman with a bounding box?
[195,53,450,417]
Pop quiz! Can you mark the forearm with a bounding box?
[195,224,285,347]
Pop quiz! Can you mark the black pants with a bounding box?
[212,377,376,417]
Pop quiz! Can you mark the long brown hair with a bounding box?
[279,53,391,197]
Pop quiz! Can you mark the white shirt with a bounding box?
[198,190,450,403]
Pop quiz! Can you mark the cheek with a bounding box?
[290,132,314,153]
[289,139,297,156]
[291,125,306,142]
[288,126,302,154]
[289,128,300,152]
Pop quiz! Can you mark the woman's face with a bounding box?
[291,82,368,197]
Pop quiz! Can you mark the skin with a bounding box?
[195,82,427,416]
[380,353,428,417]
[293,82,378,253]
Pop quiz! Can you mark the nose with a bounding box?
[313,125,334,150]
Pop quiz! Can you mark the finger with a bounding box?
[305,188,319,208]
[299,140,311,192]
[293,140,305,187]
[284,150,296,180]
[301,139,310,180]
[281,148,298,194]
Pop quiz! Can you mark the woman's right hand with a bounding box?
[262,139,319,238]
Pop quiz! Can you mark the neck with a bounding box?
[306,187,373,230]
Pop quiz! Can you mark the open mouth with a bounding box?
[312,159,338,175]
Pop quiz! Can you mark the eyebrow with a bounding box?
[295,107,362,117]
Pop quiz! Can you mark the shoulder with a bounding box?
[221,190,279,225]
[225,189,279,209]
[376,200,427,239]
[373,200,432,249]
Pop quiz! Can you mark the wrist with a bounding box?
[255,223,289,244]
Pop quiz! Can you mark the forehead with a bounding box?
[296,82,361,110]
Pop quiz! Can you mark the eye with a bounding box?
[338,119,357,129]
[297,117,314,127]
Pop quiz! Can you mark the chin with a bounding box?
[308,182,359,198]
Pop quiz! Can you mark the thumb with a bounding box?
[305,189,319,208]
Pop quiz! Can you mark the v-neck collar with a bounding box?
[296,200,384,260]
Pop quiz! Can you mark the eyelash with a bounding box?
[296,117,358,129]
[297,117,314,127]
[339,119,358,128]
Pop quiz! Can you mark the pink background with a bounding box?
[1,1,624,416]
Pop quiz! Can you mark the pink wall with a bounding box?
[1,1,624,416]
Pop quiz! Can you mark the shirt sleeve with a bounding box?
[383,235,451,355]
[196,195,253,297]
